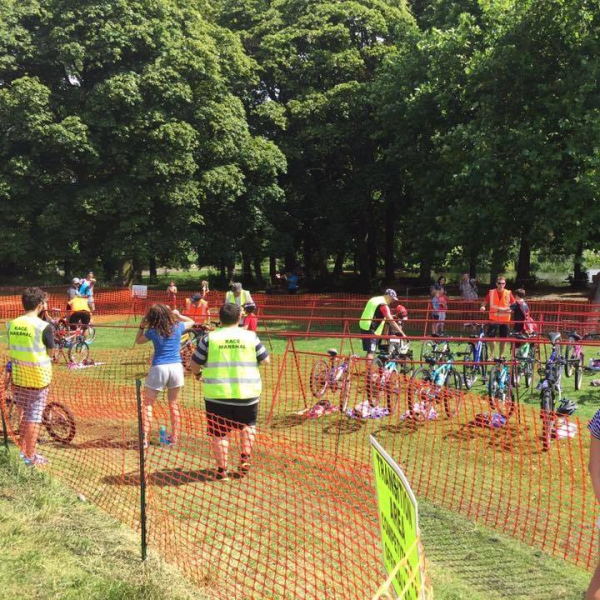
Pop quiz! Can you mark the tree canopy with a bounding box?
[1,0,599,287]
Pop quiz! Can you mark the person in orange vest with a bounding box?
[185,292,209,325]
[480,276,515,358]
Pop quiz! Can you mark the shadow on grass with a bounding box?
[322,417,363,435]
[103,467,220,487]
[268,414,308,430]
[71,438,138,450]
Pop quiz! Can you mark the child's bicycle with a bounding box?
[309,349,356,413]
[563,330,600,391]
[487,357,516,418]
[366,339,413,414]
[49,308,96,343]
[459,323,488,389]
[52,322,91,365]
[2,363,76,444]
[409,348,462,421]
[180,323,213,371]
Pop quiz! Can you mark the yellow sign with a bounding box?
[371,435,424,600]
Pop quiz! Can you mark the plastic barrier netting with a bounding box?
[2,326,600,597]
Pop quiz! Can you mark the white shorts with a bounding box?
[145,363,185,391]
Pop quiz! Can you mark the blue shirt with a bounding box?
[145,322,185,366]
[287,274,299,291]
[79,281,93,298]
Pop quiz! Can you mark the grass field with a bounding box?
[0,313,598,598]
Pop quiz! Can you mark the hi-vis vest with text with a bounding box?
[203,327,261,401]
[489,289,511,322]
[225,290,251,306]
[359,296,386,335]
[8,315,52,388]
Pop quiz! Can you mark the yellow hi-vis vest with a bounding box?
[203,327,261,401]
[8,315,52,388]
[359,296,387,335]
[225,290,251,306]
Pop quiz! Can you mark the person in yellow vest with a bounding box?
[225,282,253,308]
[184,292,209,325]
[190,302,270,481]
[480,276,515,358]
[359,289,404,360]
[7,287,54,467]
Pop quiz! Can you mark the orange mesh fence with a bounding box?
[2,325,600,597]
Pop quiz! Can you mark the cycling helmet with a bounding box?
[556,399,578,416]
[243,302,256,313]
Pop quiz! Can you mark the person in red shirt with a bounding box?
[480,276,515,358]
[242,303,258,332]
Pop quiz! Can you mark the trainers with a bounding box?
[214,469,229,481]
[239,461,251,475]
[24,453,49,467]
[166,435,179,448]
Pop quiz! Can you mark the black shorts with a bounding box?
[486,323,509,338]
[69,311,91,325]
[205,400,259,437]
[361,336,378,354]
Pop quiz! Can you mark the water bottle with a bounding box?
[159,425,169,446]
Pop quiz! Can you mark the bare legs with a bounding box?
[211,425,256,472]
[143,386,181,445]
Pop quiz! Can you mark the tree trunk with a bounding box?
[149,256,157,282]
[242,253,253,285]
[226,260,235,283]
[573,241,587,287]
[358,231,371,292]
[367,221,377,278]
[490,248,505,287]
[515,236,531,285]
[119,259,134,286]
[468,248,478,279]
[284,252,295,272]
[303,232,312,281]
[418,257,431,285]
[253,256,264,288]
[333,250,345,279]
[384,201,396,283]
[269,255,277,282]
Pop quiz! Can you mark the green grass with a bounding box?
[0,449,209,600]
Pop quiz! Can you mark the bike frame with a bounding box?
[537,343,563,397]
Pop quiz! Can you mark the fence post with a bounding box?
[135,379,148,562]
[0,409,8,452]
[265,339,291,425]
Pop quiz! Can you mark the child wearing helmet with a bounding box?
[242,303,258,332]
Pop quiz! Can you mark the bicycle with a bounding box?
[309,349,356,413]
[564,331,600,391]
[180,323,213,371]
[366,339,413,414]
[537,332,569,451]
[420,337,450,363]
[409,349,462,421]
[510,332,536,389]
[459,323,488,389]
[488,357,516,418]
[2,364,76,444]
[49,308,96,343]
[52,324,91,365]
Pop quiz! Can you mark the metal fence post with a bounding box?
[135,379,148,561]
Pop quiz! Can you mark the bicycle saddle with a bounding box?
[425,357,437,366]
[327,348,338,357]
[547,332,561,345]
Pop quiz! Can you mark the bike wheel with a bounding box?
[43,402,76,444]
[524,360,533,388]
[443,367,462,418]
[488,367,515,418]
[310,359,330,398]
[339,370,352,413]
[385,371,401,414]
[83,325,97,342]
[409,368,433,421]
[462,343,478,390]
[564,344,573,377]
[420,341,435,362]
[511,363,522,389]
[574,353,584,391]
[68,341,89,365]
[367,359,385,407]
[540,388,554,452]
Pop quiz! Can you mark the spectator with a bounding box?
[190,303,270,480]
[135,304,195,448]
[431,289,446,335]
[587,410,600,599]
[285,269,301,294]
[67,294,92,329]
[185,292,209,325]
[79,272,97,311]
[166,280,178,309]
[242,303,258,332]
[460,273,478,300]
[7,287,54,466]
[511,289,530,334]
[225,282,253,307]
[200,280,210,300]
[432,276,447,294]
[67,278,81,308]
[358,289,404,360]
[480,276,515,358]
